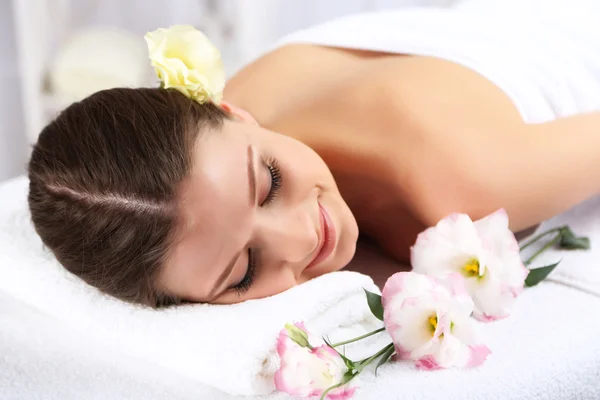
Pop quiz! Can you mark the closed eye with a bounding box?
[261,157,282,206]
[233,248,256,294]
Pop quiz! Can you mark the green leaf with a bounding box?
[558,227,590,250]
[525,261,561,287]
[375,345,395,377]
[340,352,355,370]
[364,289,384,321]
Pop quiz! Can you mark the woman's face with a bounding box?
[157,112,359,304]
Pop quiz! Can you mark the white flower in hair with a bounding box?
[144,25,226,104]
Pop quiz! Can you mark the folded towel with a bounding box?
[0,289,233,400]
[0,177,381,396]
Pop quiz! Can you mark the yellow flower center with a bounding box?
[429,315,438,334]
[429,315,455,337]
[462,258,484,278]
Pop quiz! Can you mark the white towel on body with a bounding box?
[0,177,381,396]
[274,0,600,124]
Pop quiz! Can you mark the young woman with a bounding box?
[27,2,600,307]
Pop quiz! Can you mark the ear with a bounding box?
[220,101,259,126]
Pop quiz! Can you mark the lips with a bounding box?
[306,202,336,270]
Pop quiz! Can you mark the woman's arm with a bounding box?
[499,112,600,227]
[407,111,600,232]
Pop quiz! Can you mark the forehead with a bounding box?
[185,125,250,218]
[161,123,254,297]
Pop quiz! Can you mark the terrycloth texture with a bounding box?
[2,173,600,399]
[349,194,600,400]
[3,174,600,400]
[347,194,600,400]
[530,194,600,297]
[274,0,600,124]
[0,290,230,400]
[3,262,599,400]
[0,177,381,396]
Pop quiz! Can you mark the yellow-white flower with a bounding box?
[144,25,225,104]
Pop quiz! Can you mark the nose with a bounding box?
[255,204,319,268]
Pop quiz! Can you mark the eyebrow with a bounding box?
[207,144,256,299]
[247,144,257,205]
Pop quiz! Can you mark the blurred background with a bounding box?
[0,0,453,181]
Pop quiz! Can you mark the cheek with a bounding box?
[254,268,297,297]
[275,136,331,182]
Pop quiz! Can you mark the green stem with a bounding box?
[519,226,564,252]
[319,381,345,400]
[357,342,395,371]
[329,327,386,348]
[319,342,393,399]
[524,233,562,266]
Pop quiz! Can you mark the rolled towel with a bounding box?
[0,177,381,396]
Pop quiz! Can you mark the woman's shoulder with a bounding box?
[225,44,384,105]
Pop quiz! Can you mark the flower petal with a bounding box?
[382,272,436,313]
[327,387,358,400]
[466,344,492,367]
[145,25,225,104]
[385,295,439,358]
[411,213,485,277]
[415,354,442,370]
[434,331,471,368]
[275,324,354,399]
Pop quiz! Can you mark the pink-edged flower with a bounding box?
[411,209,529,322]
[382,272,491,370]
[275,323,356,400]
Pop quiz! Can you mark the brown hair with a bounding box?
[27,88,228,307]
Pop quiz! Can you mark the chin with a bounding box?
[335,227,359,272]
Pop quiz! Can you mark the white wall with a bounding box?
[0,0,27,181]
[0,0,455,181]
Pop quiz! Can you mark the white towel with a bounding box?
[347,283,600,400]
[3,175,600,400]
[345,195,600,400]
[3,261,600,400]
[0,177,381,396]
[3,194,600,400]
[0,289,234,400]
[273,0,600,124]
[528,194,600,297]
